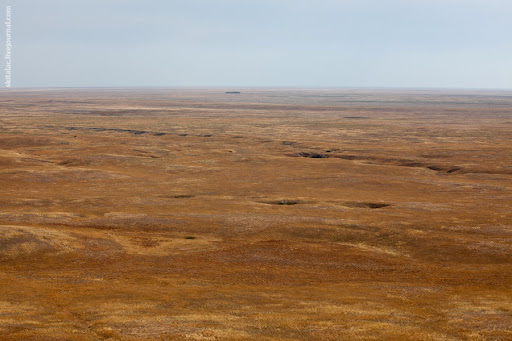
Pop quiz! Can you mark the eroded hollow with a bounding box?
[427,165,464,174]
[446,167,462,173]
[344,202,390,209]
[263,200,301,206]
[296,152,329,159]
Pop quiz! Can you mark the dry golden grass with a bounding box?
[0,88,511,340]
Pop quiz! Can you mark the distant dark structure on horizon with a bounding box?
[225,91,241,94]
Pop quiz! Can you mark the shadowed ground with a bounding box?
[0,88,511,340]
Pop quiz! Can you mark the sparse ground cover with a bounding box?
[0,89,511,340]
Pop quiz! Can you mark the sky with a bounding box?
[5,0,512,88]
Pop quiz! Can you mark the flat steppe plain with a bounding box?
[0,89,511,340]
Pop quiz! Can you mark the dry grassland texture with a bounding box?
[0,88,511,340]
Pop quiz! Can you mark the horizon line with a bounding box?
[1,85,512,92]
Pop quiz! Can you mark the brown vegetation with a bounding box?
[0,88,511,340]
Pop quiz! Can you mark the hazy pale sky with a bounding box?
[7,0,512,88]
